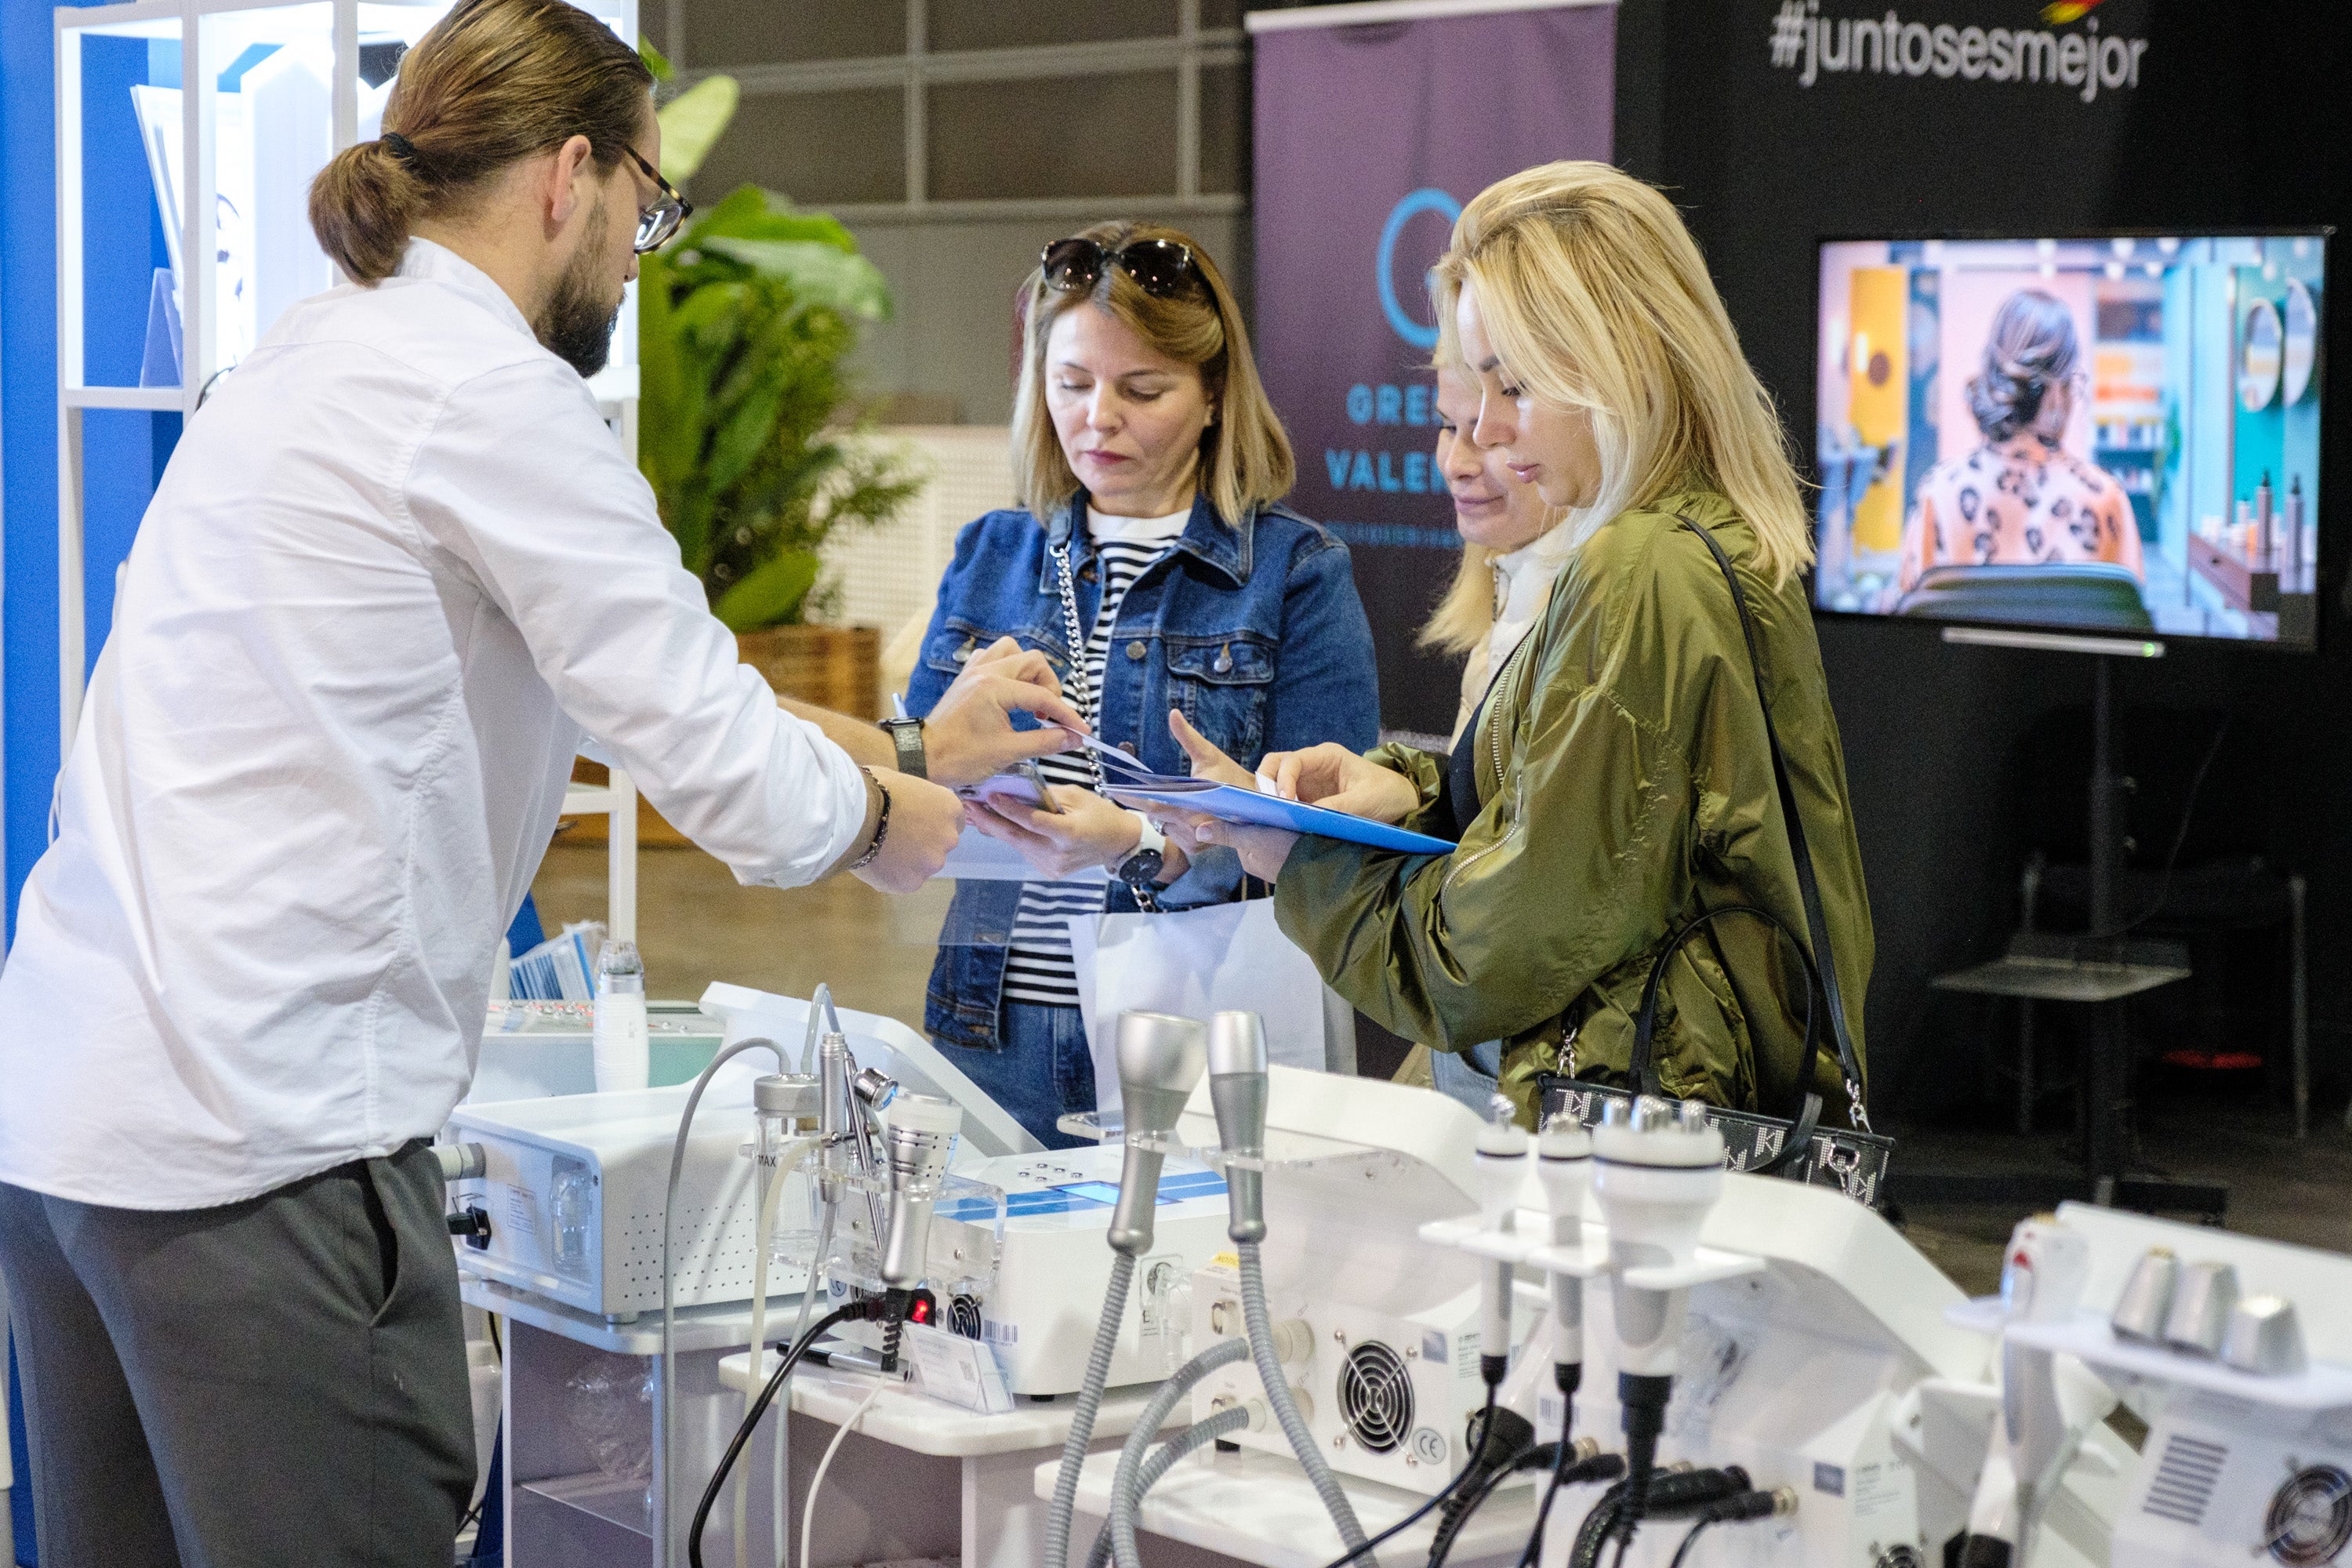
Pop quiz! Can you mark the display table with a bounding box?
[714,1350,1210,1568]
[1037,1442,1570,1568]
[459,1275,960,1568]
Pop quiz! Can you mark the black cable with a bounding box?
[1312,1385,1499,1568]
[1427,1443,1537,1567]
[1433,1449,1624,1568]
[1667,1518,1711,1568]
[1608,1529,1634,1568]
[1517,1363,1585,1568]
[2085,710,2232,940]
[1428,1403,1536,1565]
[687,1304,854,1568]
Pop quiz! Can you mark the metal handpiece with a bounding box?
[879,1095,963,1290]
[1109,1011,1209,1257]
[1207,1011,1271,1243]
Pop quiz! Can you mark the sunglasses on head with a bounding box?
[1041,237,1198,299]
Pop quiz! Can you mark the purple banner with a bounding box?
[1253,2,1616,737]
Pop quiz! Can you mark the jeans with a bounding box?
[1432,1040,1506,1118]
[934,1000,1098,1150]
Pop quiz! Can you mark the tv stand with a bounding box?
[1896,631,2228,1222]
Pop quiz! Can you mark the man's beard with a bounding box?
[540,198,623,379]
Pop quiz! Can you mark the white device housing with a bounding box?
[446,1083,768,1320]
[920,1142,1232,1397]
[448,990,1036,1319]
[2031,1205,2352,1568]
[1181,1068,1505,1495]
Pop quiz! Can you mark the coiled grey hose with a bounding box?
[1240,1241,1373,1563]
[1107,1335,1251,1568]
[1045,1250,1136,1568]
[1089,1403,1251,1568]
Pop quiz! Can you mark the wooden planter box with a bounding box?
[566,623,882,848]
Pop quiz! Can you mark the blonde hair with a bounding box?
[1429,162,1813,586]
[1011,221,1294,527]
[1415,358,1570,657]
[310,0,652,284]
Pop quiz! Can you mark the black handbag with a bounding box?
[1536,517,1892,1207]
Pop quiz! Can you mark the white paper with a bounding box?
[905,1321,1012,1414]
[934,826,1105,882]
[1070,899,1328,1112]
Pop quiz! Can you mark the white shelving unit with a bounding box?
[53,0,640,931]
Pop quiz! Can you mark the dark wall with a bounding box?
[1615,0,2352,1116]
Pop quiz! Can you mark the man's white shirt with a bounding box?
[0,239,869,1208]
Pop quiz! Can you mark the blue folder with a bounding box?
[1109,779,1454,855]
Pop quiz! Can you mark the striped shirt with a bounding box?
[1001,506,1190,1007]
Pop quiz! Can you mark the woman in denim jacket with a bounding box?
[903,222,1380,1147]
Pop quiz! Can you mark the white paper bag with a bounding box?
[1069,899,1329,1113]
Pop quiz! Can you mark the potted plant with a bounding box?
[637,48,921,720]
[570,54,921,848]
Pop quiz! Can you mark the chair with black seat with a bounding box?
[2009,704,2309,1137]
[1896,561,2157,633]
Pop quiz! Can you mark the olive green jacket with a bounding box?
[1273,492,1874,1127]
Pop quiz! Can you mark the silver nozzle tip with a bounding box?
[1116,1011,1210,1099]
[1207,1011,1269,1078]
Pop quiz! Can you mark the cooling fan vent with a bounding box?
[2265,1465,2352,1567]
[946,1294,985,1340]
[1338,1340,1415,1454]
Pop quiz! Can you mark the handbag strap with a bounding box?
[1674,516,1870,1132]
[1628,902,1824,1174]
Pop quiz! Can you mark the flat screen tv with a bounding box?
[1813,233,2327,649]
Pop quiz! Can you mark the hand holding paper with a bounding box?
[1098,711,1451,880]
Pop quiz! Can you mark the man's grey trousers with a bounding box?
[0,1139,475,1567]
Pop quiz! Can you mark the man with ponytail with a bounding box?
[0,2,1079,1561]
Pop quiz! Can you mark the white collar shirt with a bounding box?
[0,238,868,1208]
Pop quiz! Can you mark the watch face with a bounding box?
[1122,849,1165,885]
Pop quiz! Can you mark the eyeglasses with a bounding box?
[619,144,692,253]
[1040,237,1197,299]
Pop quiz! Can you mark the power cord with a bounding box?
[1666,1488,1797,1568]
[799,1379,888,1568]
[687,1303,858,1568]
[1568,1468,1751,1568]
[1312,1385,1499,1568]
[1429,1446,1621,1568]
[1516,1362,1586,1568]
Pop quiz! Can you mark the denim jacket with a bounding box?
[907,491,1381,1048]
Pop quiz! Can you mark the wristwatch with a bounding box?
[877,716,927,779]
[1111,814,1167,900]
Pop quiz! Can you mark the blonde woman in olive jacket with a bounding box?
[1163,162,1873,1128]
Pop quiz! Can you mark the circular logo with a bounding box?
[1376,188,1463,349]
[1410,1425,1449,1466]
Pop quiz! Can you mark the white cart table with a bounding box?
[1040,1443,1578,1568]
[717,1351,1234,1568]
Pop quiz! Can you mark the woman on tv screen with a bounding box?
[1889,288,2141,603]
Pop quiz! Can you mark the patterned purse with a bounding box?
[1535,518,1893,1208]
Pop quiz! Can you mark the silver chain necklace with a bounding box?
[1051,535,1158,912]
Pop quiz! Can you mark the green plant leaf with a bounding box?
[657,75,739,184]
[637,34,674,83]
[706,379,786,496]
[698,238,892,321]
[712,549,822,631]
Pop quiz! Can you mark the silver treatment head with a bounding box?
[1207,1011,1270,1079]
[1110,1011,1209,1257]
[1207,1011,1272,1243]
[2110,1247,2178,1345]
[879,1094,961,1289]
[2162,1260,2241,1357]
[2221,1294,2307,1377]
